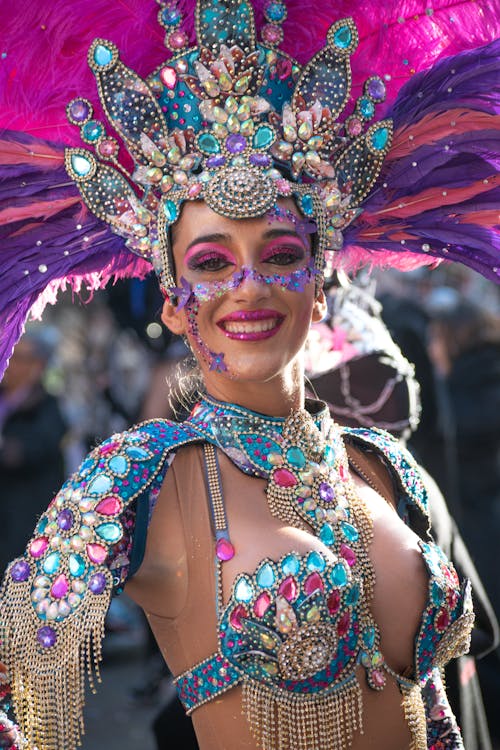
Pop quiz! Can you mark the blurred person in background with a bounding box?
[0,327,67,574]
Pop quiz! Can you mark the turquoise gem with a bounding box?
[281,553,300,576]
[333,25,352,49]
[286,447,306,469]
[330,563,348,587]
[363,626,376,649]
[346,583,360,605]
[198,133,220,154]
[38,517,48,533]
[94,44,113,67]
[234,578,253,603]
[307,551,326,572]
[256,562,275,588]
[301,194,314,216]
[109,455,128,475]
[43,552,60,575]
[126,446,150,459]
[80,457,96,477]
[267,2,286,21]
[341,522,359,543]
[69,554,86,577]
[82,120,103,142]
[163,200,179,223]
[359,98,375,119]
[371,126,389,151]
[87,474,112,496]
[431,581,444,605]
[319,523,335,546]
[324,445,335,465]
[96,522,122,543]
[252,126,274,149]
[71,153,92,177]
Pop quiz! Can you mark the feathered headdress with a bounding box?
[0,0,499,379]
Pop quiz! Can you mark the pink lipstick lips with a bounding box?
[217,309,285,341]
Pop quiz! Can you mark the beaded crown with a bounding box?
[64,0,392,294]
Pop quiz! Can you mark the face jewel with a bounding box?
[327,590,341,615]
[225,134,247,154]
[10,559,30,582]
[371,126,389,151]
[87,474,113,496]
[89,572,107,595]
[57,509,74,531]
[306,551,325,572]
[216,537,235,561]
[318,482,334,503]
[93,44,113,67]
[330,563,348,587]
[68,99,90,123]
[43,552,61,575]
[71,153,92,177]
[278,576,298,602]
[285,447,306,469]
[95,496,122,516]
[69,554,86,577]
[304,572,324,595]
[275,595,297,634]
[37,625,57,648]
[95,522,122,543]
[319,523,335,546]
[256,562,276,588]
[340,543,356,567]
[273,468,297,488]
[108,455,128,475]
[254,591,272,617]
[234,578,253,603]
[340,522,359,542]
[86,543,108,564]
[281,553,300,576]
[51,574,69,600]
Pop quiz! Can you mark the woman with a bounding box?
[0,1,498,749]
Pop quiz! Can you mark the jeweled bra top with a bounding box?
[1,396,473,750]
[172,397,474,750]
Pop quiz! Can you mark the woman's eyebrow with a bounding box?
[262,228,303,241]
[184,232,232,252]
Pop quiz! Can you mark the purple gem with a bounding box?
[57,509,74,531]
[37,625,57,648]
[367,78,386,101]
[69,99,90,122]
[319,482,335,503]
[89,572,107,595]
[10,559,30,582]
[225,134,246,154]
[206,155,226,168]
[249,153,271,167]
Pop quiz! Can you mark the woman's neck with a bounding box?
[205,367,305,417]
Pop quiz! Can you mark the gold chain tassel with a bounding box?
[0,568,111,750]
[243,676,363,750]
[401,683,427,750]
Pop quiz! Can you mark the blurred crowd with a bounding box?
[1,264,499,749]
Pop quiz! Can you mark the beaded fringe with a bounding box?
[242,677,363,750]
[0,568,111,750]
[401,683,427,750]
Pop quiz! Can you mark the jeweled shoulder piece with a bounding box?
[64,0,392,293]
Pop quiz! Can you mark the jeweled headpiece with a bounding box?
[64,0,392,294]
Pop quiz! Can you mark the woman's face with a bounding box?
[162,199,326,395]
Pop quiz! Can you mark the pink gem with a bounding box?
[97,139,118,158]
[100,441,119,455]
[276,178,291,195]
[327,590,341,615]
[215,538,235,562]
[371,669,386,688]
[51,574,69,599]
[160,66,177,89]
[95,496,122,516]
[188,183,203,198]
[304,572,324,595]
[347,118,363,137]
[278,576,298,602]
[339,464,348,481]
[274,468,297,488]
[86,543,107,564]
[254,592,272,617]
[168,30,188,49]
[447,589,459,609]
[261,23,282,45]
[229,604,247,631]
[30,537,49,558]
[337,611,350,636]
[340,544,356,566]
[276,58,292,80]
[436,609,450,631]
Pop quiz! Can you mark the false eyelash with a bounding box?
[260,246,306,264]
[186,250,235,271]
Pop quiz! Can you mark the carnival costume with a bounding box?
[0,1,499,749]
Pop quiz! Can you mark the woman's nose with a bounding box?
[232,266,272,303]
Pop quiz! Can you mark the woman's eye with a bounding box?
[264,249,305,266]
[187,252,233,272]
